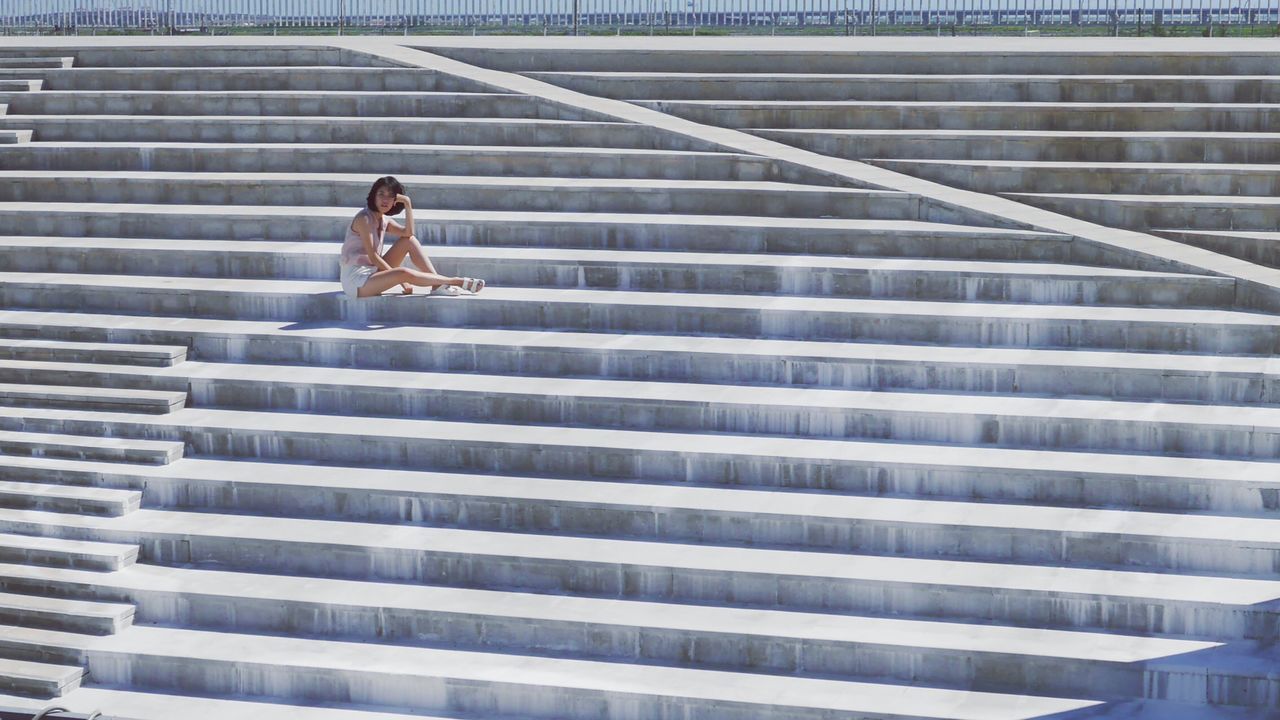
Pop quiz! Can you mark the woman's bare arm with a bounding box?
[396,193,414,239]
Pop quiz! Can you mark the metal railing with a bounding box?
[1,0,1276,34]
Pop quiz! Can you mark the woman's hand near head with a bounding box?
[395,194,412,208]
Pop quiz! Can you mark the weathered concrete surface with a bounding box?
[0,36,1278,720]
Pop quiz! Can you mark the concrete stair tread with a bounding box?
[0,382,186,410]
[0,561,1223,663]
[0,687,474,720]
[0,590,134,622]
[0,532,138,562]
[1008,192,1280,205]
[0,429,184,465]
[759,128,1280,139]
[7,403,1280,490]
[5,200,946,228]
[0,622,98,651]
[0,236,1209,280]
[0,687,472,720]
[4,271,1271,324]
[19,140,750,158]
[9,504,1280,606]
[0,478,141,517]
[535,71,1280,80]
[27,356,1280,434]
[0,338,187,366]
[0,114,632,127]
[0,657,83,689]
[3,309,1273,376]
[872,159,1280,171]
[0,169,895,195]
[69,624,1105,719]
[13,452,1280,552]
[644,99,1280,109]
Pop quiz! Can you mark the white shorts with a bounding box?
[340,263,377,298]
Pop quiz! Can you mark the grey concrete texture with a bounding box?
[2,36,1280,719]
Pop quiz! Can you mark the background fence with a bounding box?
[1,0,1276,34]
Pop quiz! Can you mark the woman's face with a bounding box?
[373,186,398,214]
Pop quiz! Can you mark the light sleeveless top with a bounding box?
[339,209,390,267]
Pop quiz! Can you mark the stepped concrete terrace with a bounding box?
[0,35,1278,720]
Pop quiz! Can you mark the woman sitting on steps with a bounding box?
[339,176,485,299]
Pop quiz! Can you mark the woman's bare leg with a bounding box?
[382,235,438,274]
[356,267,463,298]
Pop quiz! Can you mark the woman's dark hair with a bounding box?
[366,176,406,216]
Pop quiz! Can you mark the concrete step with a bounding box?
[0,240,1226,306]
[527,71,1280,103]
[0,383,185,414]
[77,624,1097,720]
[0,591,133,635]
[0,532,137,571]
[0,430,182,465]
[0,116,706,152]
[0,686,468,720]
[0,46,382,68]
[0,173,919,220]
[0,80,41,92]
[0,480,141,517]
[0,338,187,367]
[1008,192,1280,232]
[13,359,1280,465]
[0,58,73,69]
[1,273,1274,354]
[5,307,1280,419]
[0,624,92,666]
[0,452,1271,574]
[437,46,1280,76]
[870,159,1280,197]
[1,142,790,182]
[0,658,83,699]
[0,66,476,93]
[5,506,1279,641]
[1155,229,1280,270]
[754,128,1280,163]
[0,90,590,119]
[1059,698,1267,719]
[3,407,1280,540]
[636,99,1280,132]
[0,131,30,145]
[0,203,1057,259]
[0,562,1233,702]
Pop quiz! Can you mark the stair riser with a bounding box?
[1156,231,1280,270]
[0,575,1146,701]
[644,102,1280,132]
[1018,197,1280,233]
[0,47,392,68]
[0,489,132,517]
[2,68,466,93]
[0,672,76,699]
[0,361,1266,464]
[0,92,585,119]
[3,118,703,152]
[0,437,178,466]
[0,346,184,367]
[758,131,1280,164]
[84,650,890,720]
[458,49,1280,75]
[874,162,1280,197]
[0,146,777,182]
[0,606,125,635]
[1145,668,1280,708]
[0,209,1062,260]
[3,441,1275,521]
[0,635,83,666]
[0,394,179,415]
[2,283,1273,354]
[4,518,1273,642]
[0,545,130,572]
[0,179,919,220]
[0,249,1226,307]
[541,76,1280,103]
[0,59,72,68]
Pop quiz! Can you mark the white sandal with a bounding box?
[460,277,485,294]
[432,284,460,296]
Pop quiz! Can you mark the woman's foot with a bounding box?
[460,277,485,294]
